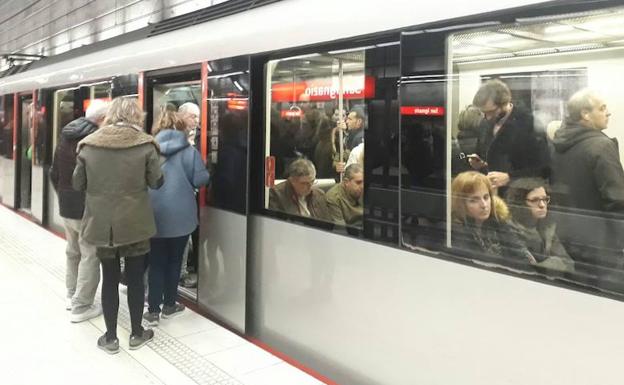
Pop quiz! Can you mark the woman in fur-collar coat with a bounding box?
[73,97,163,354]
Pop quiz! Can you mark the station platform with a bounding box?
[0,204,324,385]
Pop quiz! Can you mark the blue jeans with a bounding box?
[147,235,189,313]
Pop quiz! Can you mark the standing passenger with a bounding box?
[143,108,209,326]
[469,79,548,189]
[50,99,108,322]
[73,97,163,354]
[551,89,624,285]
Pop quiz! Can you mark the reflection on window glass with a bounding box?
[33,92,48,166]
[264,51,368,228]
[205,57,249,214]
[0,95,14,159]
[447,7,624,292]
[152,81,200,149]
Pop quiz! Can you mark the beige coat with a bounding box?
[72,124,163,248]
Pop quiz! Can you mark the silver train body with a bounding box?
[2,1,624,384]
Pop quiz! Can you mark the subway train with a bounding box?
[2,0,624,384]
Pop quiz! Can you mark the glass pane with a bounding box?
[151,81,201,141]
[263,44,399,243]
[265,52,366,227]
[0,95,14,159]
[19,97,33,210]
[206,57,249,214]
[446,6,624,291]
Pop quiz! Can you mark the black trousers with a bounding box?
[100,254,145,340]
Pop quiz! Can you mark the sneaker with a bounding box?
[65,297,72,311]
[129,329,154,350]
[142,311,160,326]
[161,303,185,319]
[71,304,102,323]
[97,334,120,355]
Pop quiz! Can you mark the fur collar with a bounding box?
[78,124,159,152]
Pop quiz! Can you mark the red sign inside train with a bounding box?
[265,156,276,188]
[280,109,303,118]
[400,106,445,116]
[272,76,376,102]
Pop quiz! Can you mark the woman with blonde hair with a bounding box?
[73,97,163,353]
[451,171,536,269]
[143,106,209,326]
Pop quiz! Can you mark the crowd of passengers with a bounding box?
[269,78,624,290]
[49,97,208,354]
[451,79,624,289]
[268,101,366,227]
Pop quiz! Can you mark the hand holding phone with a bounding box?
[467,154,487,170]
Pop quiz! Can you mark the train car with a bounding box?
[2,0,624,383]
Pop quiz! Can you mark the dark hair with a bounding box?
[349,106,367,122]
[473,79,511,108]
[506,177,550,226]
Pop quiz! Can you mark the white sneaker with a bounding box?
[71,304,102,323]
[65,297,72,311]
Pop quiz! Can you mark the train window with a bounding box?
[0,95,14,159]
[33,92,48,167]
[151,81,201,124]
[263,43,400,242]
[205,57,249,214]
[445,6,624,292]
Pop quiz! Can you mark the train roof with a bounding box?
[0,0,588,94]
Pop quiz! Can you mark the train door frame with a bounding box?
[143,64,204,303]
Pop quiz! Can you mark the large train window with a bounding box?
[0,95,14,159]
[205,57,249,214]
[263,43,400,243]
[444,6,624,293]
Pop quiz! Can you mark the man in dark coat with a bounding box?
[469,79,548,190]
[551,89,624,288]
[269,158,331,221]
[49,99,108,323]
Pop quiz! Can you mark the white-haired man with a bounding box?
[50,99,108,322]
[178,102,200,149]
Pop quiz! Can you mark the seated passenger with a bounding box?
[326,164,364,227]
[506,178,574,274]
[451,171,536,269]
[269,158,331,221]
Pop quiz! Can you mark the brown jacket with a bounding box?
[326,183,363,227]
[72,124,163,248]
[269,180,331,221]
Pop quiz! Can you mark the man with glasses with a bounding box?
[468,79,548,191]
[269,158,331,221]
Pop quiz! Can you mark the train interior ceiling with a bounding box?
[2,1,624,384]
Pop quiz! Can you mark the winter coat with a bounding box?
[72,124,163,249]
[551,121,624,213]
[550,121,624,265]
[149,129,210,238]
[452,215,535,272]
[451,196,533,271]
[49,117,98,219]
[509,219,574,273]
[475,106,549,179]
[269,180,331,221]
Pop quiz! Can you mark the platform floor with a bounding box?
[0,205,324,385]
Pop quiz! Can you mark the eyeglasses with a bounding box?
[526,196,550,205]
